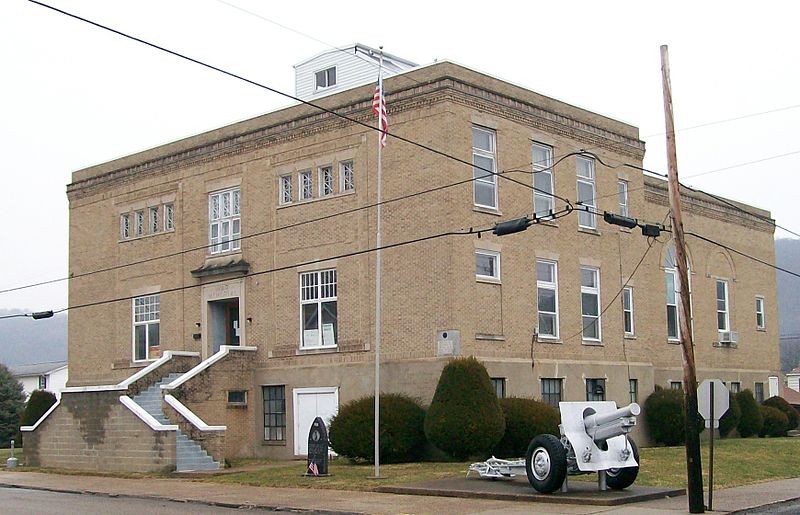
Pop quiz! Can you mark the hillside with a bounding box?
[0,309,67,367]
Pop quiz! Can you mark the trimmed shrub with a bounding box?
[0,364,25,446]
[643,386,702,446]
[20,390,57,427]
[424,357,505,460]
[763,396,799,431]
[758,405,789,437]
[328,394,425,463]
[735,389,763,438]
[491,398,560,458]
[718,391,741,438]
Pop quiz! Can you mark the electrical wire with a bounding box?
[685,231,800,279]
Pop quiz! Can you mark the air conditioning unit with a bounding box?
[715,330,739,347]
[436,330,461,357]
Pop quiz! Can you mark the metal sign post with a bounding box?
[697,379,730,511]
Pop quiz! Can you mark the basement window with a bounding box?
[227,390,248,406]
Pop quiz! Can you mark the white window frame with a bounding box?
[340,160,354,192]
[149,206,159,234]
[475,250,500,281]
[618,180,629,217]
[319,165,334,197]
[755,296,766,330]
[472,126,498,210]
[132,294,160,362]
[580,266,601,341]
[314,66,337,90]
[299,170,312,200]
[577,156,596,229]
[209,188,241,254]
[300,269,338,349]
[536,259,559,339]
[164,203,174,231]
[134,210,144,237]
[622,286,634,336]
[716,279,730,332]
[279,175,293,205]
[532,142,554,219]
[120,213,130,239]
[666,269,679,341]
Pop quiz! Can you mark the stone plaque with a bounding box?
[306,417,329,476]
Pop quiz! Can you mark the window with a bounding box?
[665,269,679,340]
[581,266,601,341]
[716,280,730,332]
[618,180,629,217]
[755,382,764,403]
[586,378,606,401]
[491,378,506,399]
[299,170,312,200]
[209,188,241,254]
[755,296,765,330]
[537,260,559,338]
[279,175,293,205]
[475,250,500,281]
[472,127,497,209]
[134,210,144,237]
[120,213,130,239]
[622,286,634,336]
[533,143,554,219]
[729,381,741,394]
[576,156,596,229]
[149,206,159,234]
[133,294,160,362]
[670,381,682,390]
[227,390,247,406]
[263,385,286,441]
[164,204,174,231]
[319,165,334,196]
[38,375,47,390]
[300,269,337,348]
[340,160,354,192]
[629,378,638,404]
[314,66,336,90]
[541,378,562,408]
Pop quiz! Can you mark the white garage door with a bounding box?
[293,387,339,455]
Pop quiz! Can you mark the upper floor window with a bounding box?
[755,296,766,330]
[149,206,159,234]
[133,294,160,362]
[280,175,293,205]
[576,156,596,229]
[536,260,559,339]
[299,170,313,201]
[38,375,47,390]
[664,243,692,341]
[120,213,130,239]
[319,165,334,197]
[532,143,554,219]
[475,250,500,281]
[623,286,634,336]
[209,188,241,254]
[472,127,497,210]
[716,279,730,332]
[581,266,601,341]
[315,66,337,90]
[340,160,354,192]
[134,210,145,237]
[164,203,174,231]
[300,269,337,348]
[618,180,629,217]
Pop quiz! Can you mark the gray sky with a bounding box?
[2,0,799,312]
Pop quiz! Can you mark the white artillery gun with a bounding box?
[469,401,641,494]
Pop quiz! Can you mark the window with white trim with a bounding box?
[475,250,500,281]
[164,204,174,231]
[340,160,354,192]
[576,156,596,229]
[134,210,144,237]
[664,243,692,341]
[39,375,47,390]
[299,170,312,200]
[209,188,241,254]
[314,67,336,90]
[133,294,160,362]
[279,175,292,205]
[149,206,159,234]
[472,127,497,209]
[755,296,765,330]
[623,286,634,336]
[300,269,337,348]
[319,165,334,197]
[536,260,559,338]
[716,279,730,332]
[670,381,682,390]
[618,180,629,217]
[120,213,130,239]
[533,143,554,219]
[581,266,601,341]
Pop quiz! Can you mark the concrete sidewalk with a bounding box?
[0,470,798,514]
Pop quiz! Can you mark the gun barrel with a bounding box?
[584,403,640,431]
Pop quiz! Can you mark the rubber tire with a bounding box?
[606,438,639,490]
[525,434,567,494]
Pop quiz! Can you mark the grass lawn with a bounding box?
[206,437,800,491]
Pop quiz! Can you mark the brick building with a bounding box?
[26,57,779,469]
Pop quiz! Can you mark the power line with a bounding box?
[686,231,800,279]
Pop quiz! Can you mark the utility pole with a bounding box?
[660,44,705,513]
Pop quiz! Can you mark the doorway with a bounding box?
[209,298,240,353]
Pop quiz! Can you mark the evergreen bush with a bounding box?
[19,389,57,427]
[762,396,799,431]
[735,389,763,438]
[424,357,505,459]
[491,398,560,458]
[718,391,741,438]
[643,386,702,445]
[0,364,25,447]
[758,405,789,437]
[328,393,425,463]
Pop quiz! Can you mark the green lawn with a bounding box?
[207,437,800,491]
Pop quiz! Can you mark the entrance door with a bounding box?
[293,387,339,455]
[209,298,240,353]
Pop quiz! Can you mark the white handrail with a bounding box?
[119,396,178,431]
[164,395,226,431]
[20,399,61,432]
[162,346,256,390]
[118,350,200,388]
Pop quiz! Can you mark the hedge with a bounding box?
[491,397,560,458]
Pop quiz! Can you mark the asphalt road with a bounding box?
[737,498,800,514]
[0,486,300,514]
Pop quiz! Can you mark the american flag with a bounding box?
[372,76,388,148]
[308,461,319,476]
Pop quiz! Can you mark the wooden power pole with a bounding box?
[660,44,705,514]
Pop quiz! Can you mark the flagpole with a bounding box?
[373,46,384,479]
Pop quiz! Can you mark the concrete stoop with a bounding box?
[132,374,220,472]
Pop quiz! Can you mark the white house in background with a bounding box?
[788,366,800,392]
[294,43,417,101]
[10,361,68,400]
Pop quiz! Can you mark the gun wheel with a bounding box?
[525,434,567,494]
[606,438,639,490]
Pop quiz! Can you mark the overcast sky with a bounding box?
[2,0,799,312]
